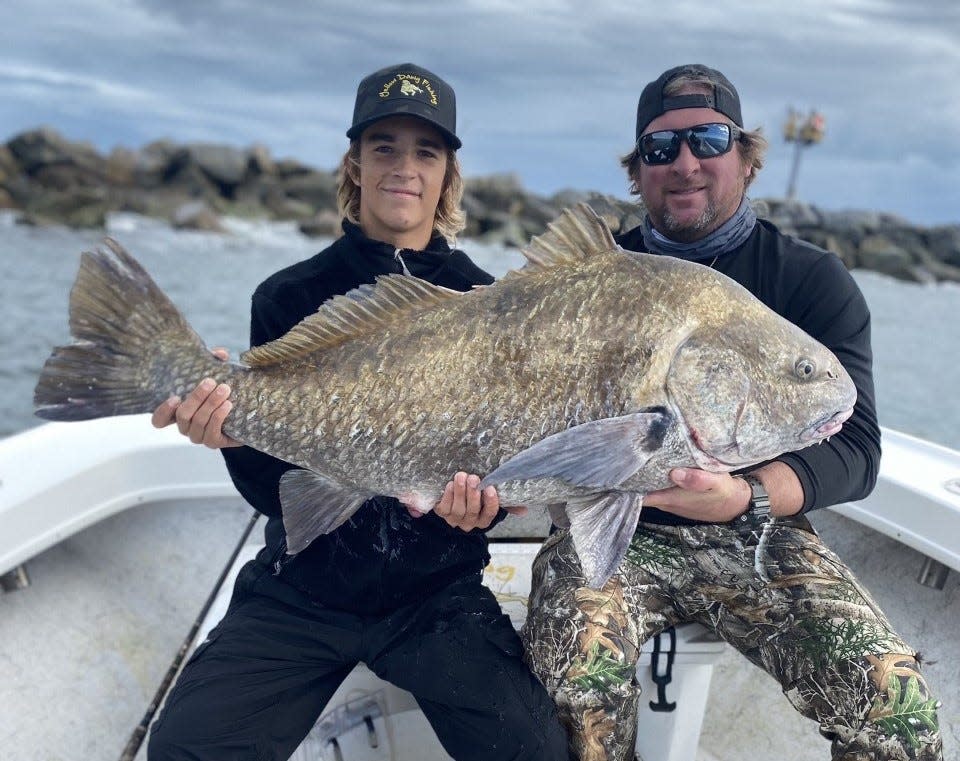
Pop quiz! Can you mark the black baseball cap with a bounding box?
[346,63,461,149]
[635,64,743,141]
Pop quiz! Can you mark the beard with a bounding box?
[639,165,749,244]
[659,202,720,242]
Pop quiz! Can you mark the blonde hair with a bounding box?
[336,140,467,242]
[620,75,768,194]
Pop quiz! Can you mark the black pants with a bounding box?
[148,556,570,761]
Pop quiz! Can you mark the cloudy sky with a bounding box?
[2,0,957,225]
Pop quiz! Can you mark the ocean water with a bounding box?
[2,211,958,451]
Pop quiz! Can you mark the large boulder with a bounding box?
[299,209,341,238]
[857,234,927,282]
[18,186,110,228]
[280,169,337,210]
[185,143,250,190]
[171,200,225,232]
[7,127,106,189]
[927,226,960,269]
[0,145,19,183]
[131,140,180,188]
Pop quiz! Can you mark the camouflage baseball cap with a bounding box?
[347,63,461,149]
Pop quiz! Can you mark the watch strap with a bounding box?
[737,474,771,524]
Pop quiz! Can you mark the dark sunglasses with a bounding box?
[638,122,743,165]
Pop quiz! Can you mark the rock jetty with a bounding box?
[2,127,958,283]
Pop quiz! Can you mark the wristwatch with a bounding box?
[736,474,771,524]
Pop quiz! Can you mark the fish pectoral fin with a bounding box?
[481,409,671,490]
[279,470,371,554]
[565,492,644,589]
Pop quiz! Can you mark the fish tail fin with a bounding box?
[34,238,214,421]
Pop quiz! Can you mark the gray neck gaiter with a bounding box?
[641,197,757,262]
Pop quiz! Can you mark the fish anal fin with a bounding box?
[279,470,372,553]
[481,409,671,490]
[242,275,461,368]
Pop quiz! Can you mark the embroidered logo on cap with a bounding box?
[379,73,439,106]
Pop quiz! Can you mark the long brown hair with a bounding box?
[336,140,467,242]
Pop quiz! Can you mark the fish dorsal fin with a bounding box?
[518,203,619,272]
[241,274,461,367]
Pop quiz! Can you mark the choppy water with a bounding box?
[2,211,958,451]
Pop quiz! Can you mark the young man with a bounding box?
[148,63,569,761]
[522,64,943,760]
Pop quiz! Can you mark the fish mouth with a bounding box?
[800,406,854,444]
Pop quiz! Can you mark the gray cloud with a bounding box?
[0,0,956,224]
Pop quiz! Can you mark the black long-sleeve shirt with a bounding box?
[616,218,881,524]
[222,221,496,613]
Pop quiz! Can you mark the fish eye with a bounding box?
[795,358,816,379]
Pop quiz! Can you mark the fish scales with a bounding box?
[230,264,628,482]
[34,205,856,587]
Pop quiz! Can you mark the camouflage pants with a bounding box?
[522,517,942,761]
